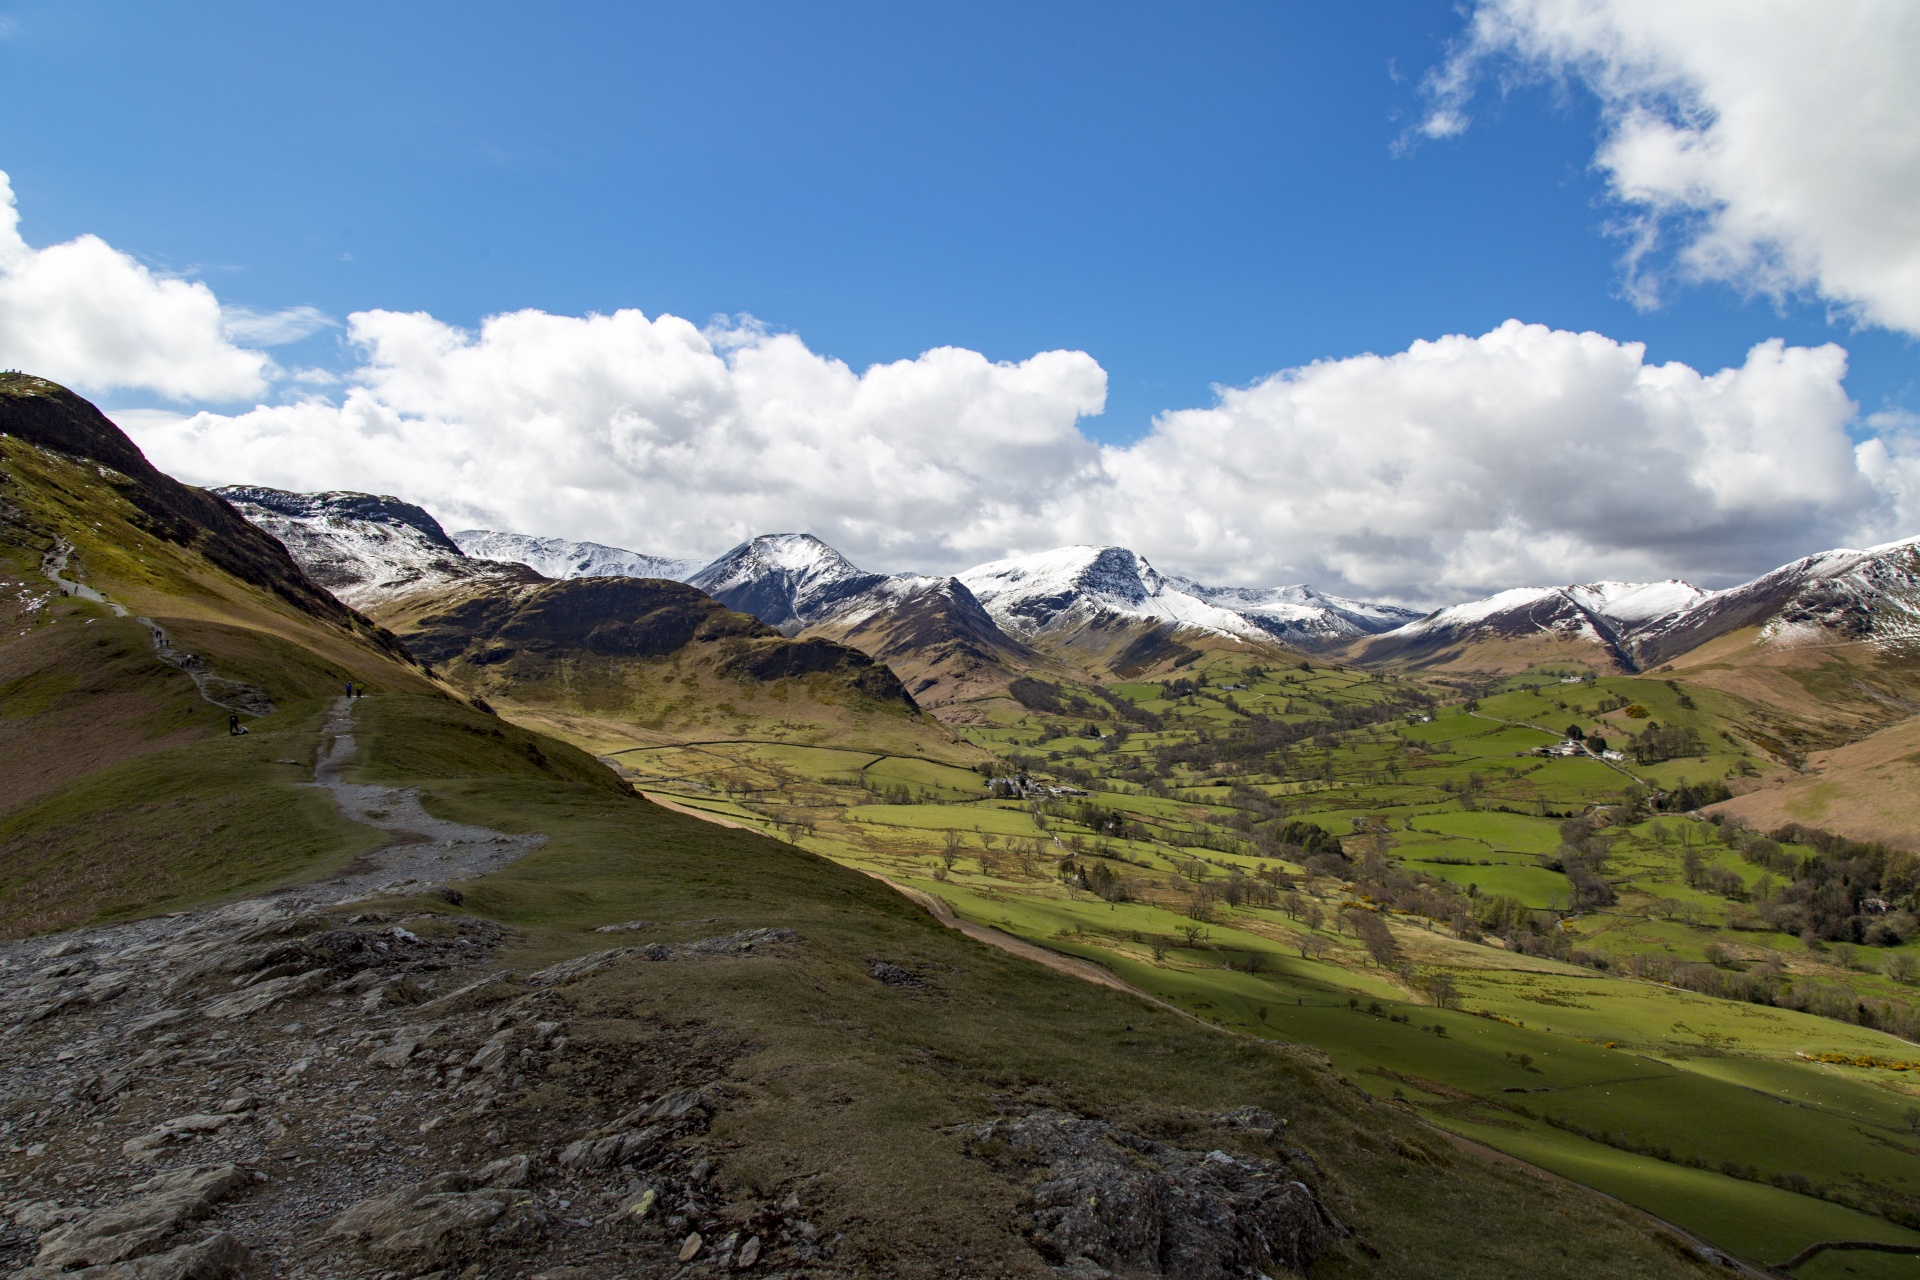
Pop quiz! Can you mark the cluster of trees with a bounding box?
[1146,691,1430,778]
[1629,723,1706,764]
[1181,864,1284,918]
[1733,821,1920,945]
[1619,949,1920,1042]
[1059,856,1131,903]
[1544,816,1617,909]
[1680,848,1750,900]
[1061,800,1153,842]
[1655,779,1732,812]
[868,782,937,805]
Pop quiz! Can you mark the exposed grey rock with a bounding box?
[556,1127,662,1172]
[12,1230,252,1279]
[468,1028,516,1072]
[868,960,926,989]
[200,970,329,1020]
[369,1023,440,1068]
[414,971,519,1015]
[125,1008,194,1036]
[671,927,798,959]
[1216,1105,1286,1138]
[10,1199,82,1231]
[525,947,644,987]
[32,1163,250,1270]
[593,919,656,934]
[328,1173,548,1266]
[474,1153,530,1188]
[969,1110,1343,1280]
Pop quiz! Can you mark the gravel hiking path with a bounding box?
[311,696,546,904]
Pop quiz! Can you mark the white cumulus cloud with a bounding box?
[1423,0,1920,332]
[127,307,1914,605]
[0,171,274,401]
[1064,320,1879,600]
[131,306,1108,573]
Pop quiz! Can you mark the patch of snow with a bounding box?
[1565,580,1707,624]
[453,530,698,582]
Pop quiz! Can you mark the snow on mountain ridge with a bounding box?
[958,546,1276,642]
[1170,578,1421,640]
[215,485,479,609]
[453,530,698,583]
[1563,580,1708,624]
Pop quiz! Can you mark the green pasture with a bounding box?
[1415,860,1568,907]
[1414,809,1565,853]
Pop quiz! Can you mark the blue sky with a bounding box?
[1,2,1917,599]
[1,0,1907,440]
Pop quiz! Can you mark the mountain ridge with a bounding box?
[453,528,700,583]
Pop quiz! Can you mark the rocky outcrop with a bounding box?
[327,1171,548,1269]
[13,1164,254,1278]
[968,1109,1344,1280]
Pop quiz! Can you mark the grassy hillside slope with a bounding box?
[0,376,455,933]
[332,693,1710,1280]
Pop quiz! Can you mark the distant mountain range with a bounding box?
[215,486,1920,712]
[1354,541,1920,674]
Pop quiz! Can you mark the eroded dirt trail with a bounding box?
[311,697,545,904]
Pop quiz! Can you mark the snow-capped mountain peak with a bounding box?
[955,545,1419,646]
[686,533,897,633]
[956,546,1265,641]
[453,530,699,583]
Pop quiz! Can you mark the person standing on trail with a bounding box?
[345,680,353,699]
